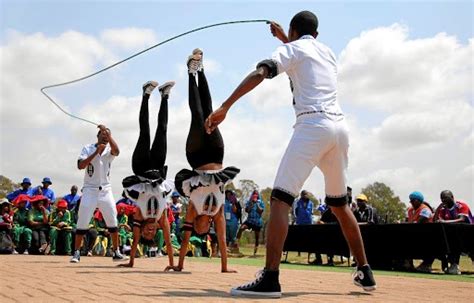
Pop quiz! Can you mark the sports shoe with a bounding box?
[230,268,281,298]
[353,264,377,291]
[13,249,19,255]
[70,250,81,263]
[158,81,175,98]
[112,249,129,262]
[187,48,203,75]
[445,264,461,275]
[23,250,29,255]
[416,262,432,273]
[39,243,48,254]
[143,81,159,96]
[87,250,93,257]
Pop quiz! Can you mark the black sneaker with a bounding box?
[143,81,158,96]
[70,250,81,263]
[230,269,281,298]
[353,264,377,291]
[112,249,129,262]
[158,81,175,98]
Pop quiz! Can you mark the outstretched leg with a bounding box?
[150,82,175,174]
[132,81,158,176]
[185,57,224,169]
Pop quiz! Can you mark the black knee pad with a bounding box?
[325,195,348,207]
[108,227,118,233]
[271,188,295,206]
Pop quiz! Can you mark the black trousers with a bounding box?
[132,92,168,176]
[186,71,224,169]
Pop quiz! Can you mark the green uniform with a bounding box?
[28,208,50,230]
[49,209,72,254]
[13,208,32,249]
[94,217,111,255]
[117,214,132,247]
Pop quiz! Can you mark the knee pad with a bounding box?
[108,227,118,233]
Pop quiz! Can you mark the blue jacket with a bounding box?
[294,199,313,225]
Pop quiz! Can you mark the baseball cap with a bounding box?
[21,177,32,185]
[171,192,180,198]
[356,194,368,202]
[42,177,52,184]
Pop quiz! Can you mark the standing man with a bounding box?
[293,190,314,225]
[7,177,34,203]
[63,185,81,211]
[206,11,376,297]
[70,125,128,263]
[170,192,182,238]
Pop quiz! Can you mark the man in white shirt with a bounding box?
[70,125,128,263]
[206,10,376,298]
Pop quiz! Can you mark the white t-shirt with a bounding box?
[78,143,115,189]
[271,35,343,119]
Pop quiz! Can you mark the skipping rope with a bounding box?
[40,19,271,126]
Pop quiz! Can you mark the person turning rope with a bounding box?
[206,11,377,298]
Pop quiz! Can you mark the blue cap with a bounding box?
[21,177,31,185]
[171,192,180,197]
[42,177,52,184]
[409,191,424,202]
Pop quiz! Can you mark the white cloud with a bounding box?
[100,27,158,51]
[1,25,472,212]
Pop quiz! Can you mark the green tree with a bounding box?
[361,182,406,223]
[0,175,18,199]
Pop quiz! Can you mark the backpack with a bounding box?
[0,231,14,254]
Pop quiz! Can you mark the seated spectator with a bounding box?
[27,195,50,254]
[12,195,32,254]
[318,206,338,266]
[407,191,433,224]
[49,199,73,255]
[406,191,434,273]
[293,190,314,225]
[434,190,473,275]
[63,185,81,211]
[353,194,379,224]
[117,203,132,253]
[234,190,265,256]
[70,200,97,257]
[0,199,14,254]
[93,209,112,256]
[32,177,56,209]
[7,178,34,207]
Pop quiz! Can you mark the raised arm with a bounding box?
[205,66,269,134]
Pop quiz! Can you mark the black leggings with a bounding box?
[132,92,168,176]
[186,71,224,169]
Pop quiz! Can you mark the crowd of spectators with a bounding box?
[1,176,472,275]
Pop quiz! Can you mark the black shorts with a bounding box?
[242,221,262,232]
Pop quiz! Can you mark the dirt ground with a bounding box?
[1,255,472,302]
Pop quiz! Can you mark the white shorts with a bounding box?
[76,187,117,230]
[273,115,349,203]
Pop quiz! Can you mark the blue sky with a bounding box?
[1,0,473,209]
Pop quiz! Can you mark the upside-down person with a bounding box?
[118,80,177,270]
[172,49,240,273]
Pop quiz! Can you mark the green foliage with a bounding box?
[0,175,18,199]
[361,182,406,223]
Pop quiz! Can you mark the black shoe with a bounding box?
[353,264,377,291]
[230,269,281,298]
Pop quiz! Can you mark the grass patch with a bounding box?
[188,245,474,283]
